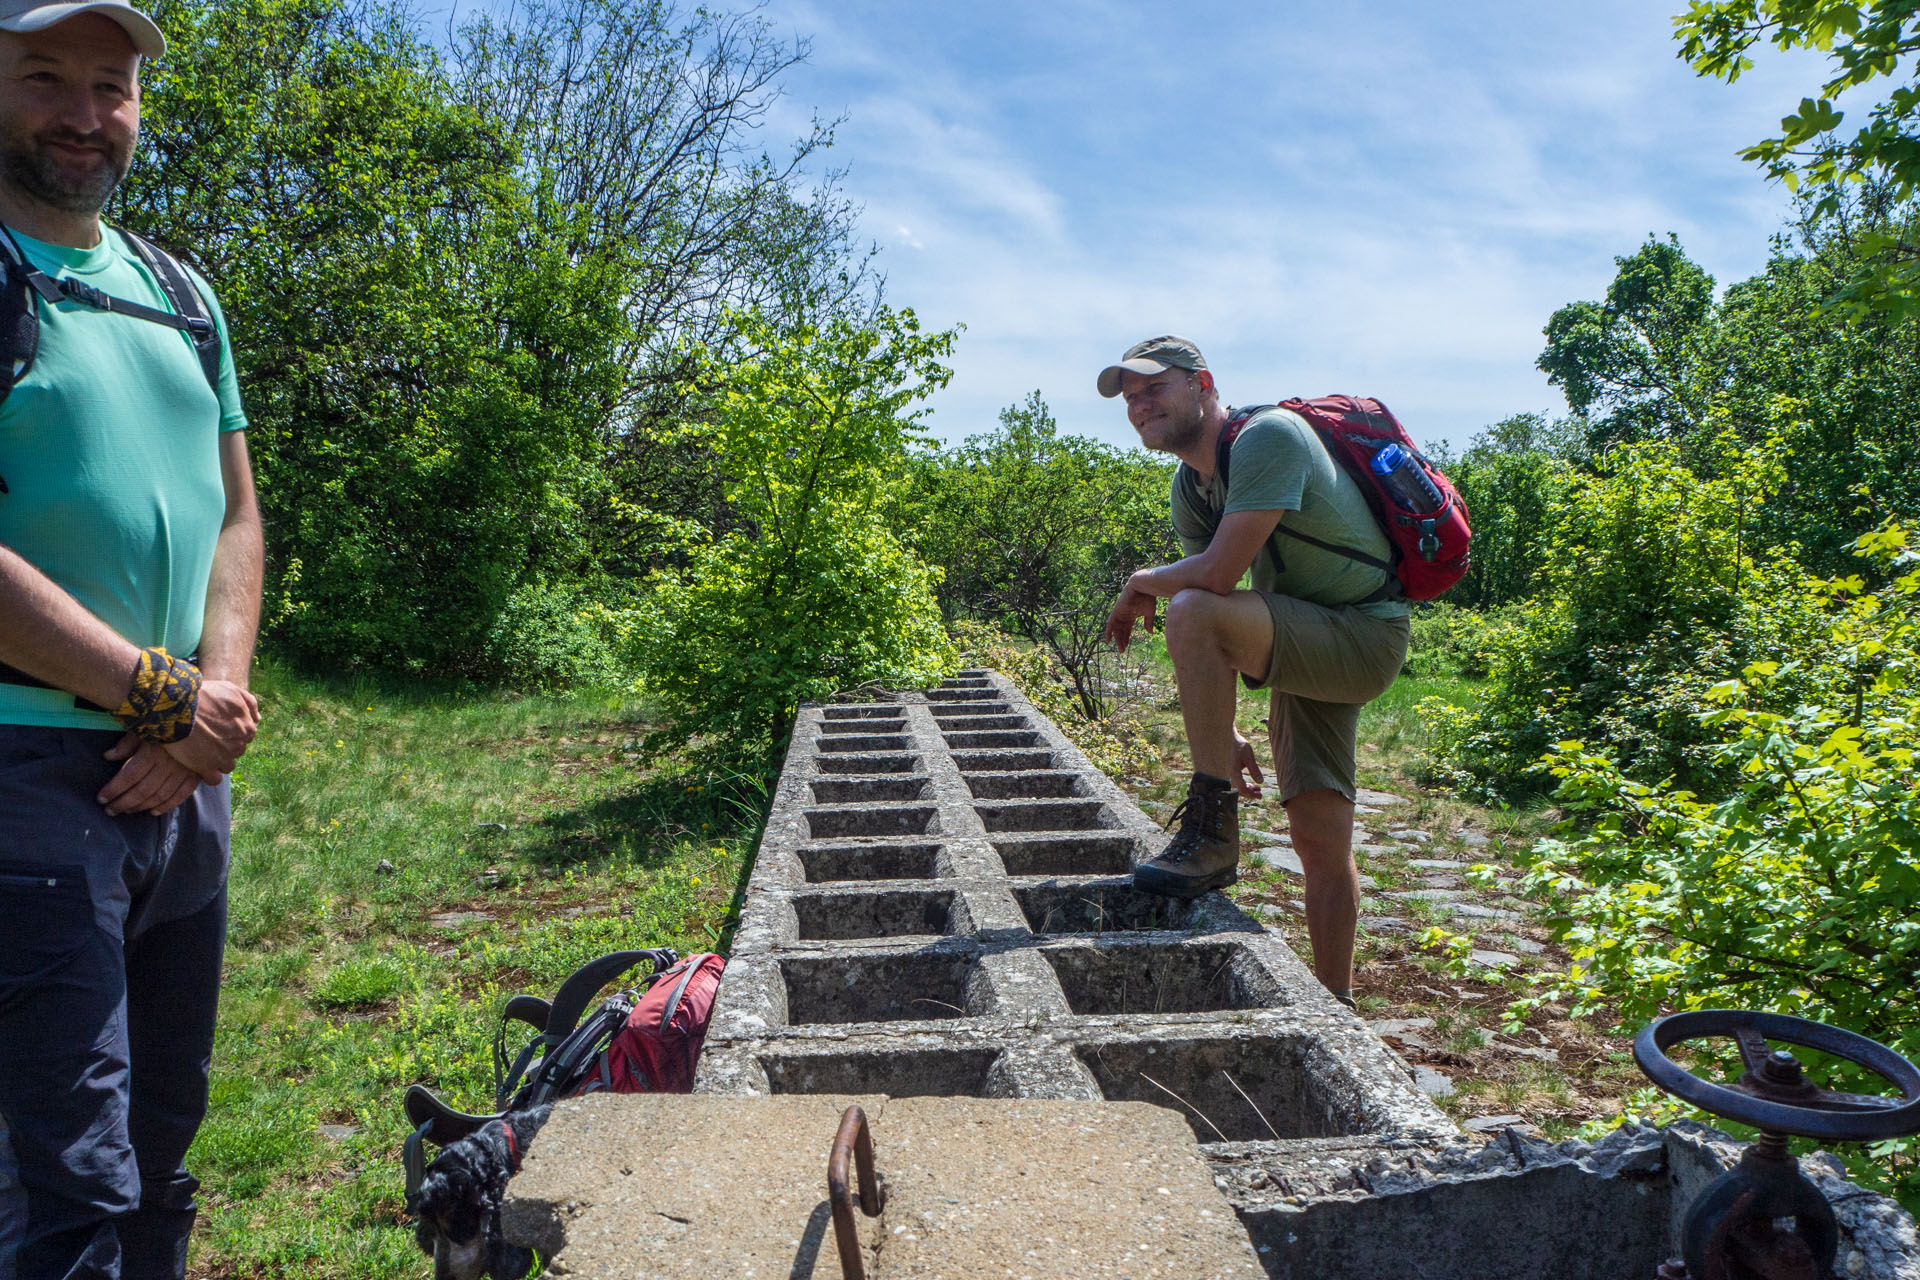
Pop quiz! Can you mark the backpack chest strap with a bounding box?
[20,257,215,338]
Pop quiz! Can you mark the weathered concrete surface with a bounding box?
[1222,1125,1672,1280]
[865,1097,1264,1278]
[503,1093,886,1279]
[1213,1120,1920,1280]
[502,1093,1263,1278]
[700,671,1455,1164]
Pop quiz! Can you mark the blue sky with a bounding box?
[757,1,1827,453]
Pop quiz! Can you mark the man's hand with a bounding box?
[99,732,202,816]
[1104,580,1159,652]
[1230,734,1265,800]
[160,677,260,783]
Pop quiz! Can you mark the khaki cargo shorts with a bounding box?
[1242,592,1410,803]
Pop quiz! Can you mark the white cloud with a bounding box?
[763,0,1821,453]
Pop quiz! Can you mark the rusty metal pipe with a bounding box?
[828,1104,884,1279]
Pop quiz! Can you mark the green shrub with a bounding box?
[1403,603,1524,680]
[1510,523,1920,1208]
[1437,435,1826,796]
[635,307,959,756]
[951,621,1155,778]
[641,525,954,751]
[483,578,644,690]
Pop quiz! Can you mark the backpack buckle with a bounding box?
[61,279,112,311]
[1417,519,1441,563]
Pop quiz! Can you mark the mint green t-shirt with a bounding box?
[0,226,248,728]
[1170,406,1410,621]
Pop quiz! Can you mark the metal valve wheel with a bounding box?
[1635,1010,1920,1280]
[1634,1009,1920,1142]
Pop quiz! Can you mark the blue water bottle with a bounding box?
[1369,443,1443,513]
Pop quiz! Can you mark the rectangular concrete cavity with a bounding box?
[944,729,1041,749]
[792,889,956,940]
[973,799,1110,832]
[816,752,918,774]
[779,951,983,1024]
[1044,942,1257,1014]
[996,834,1137,877]
[759,1047,1000,1097]
[821,704,902,719]
[818,718,907,735]
[1077,1035,1366,1142]
[952,748,1056,772]
[803,805,937,839]
[815,733,911,753]
[933,714,1027,731]
[927,687,998,702]
[962,770,1083,799]
[808,776,930,803]
[797,842,942,883]
[1015,880,1195,932]
[933,701,1011,716]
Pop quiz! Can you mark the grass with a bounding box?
[188,661,766,1278]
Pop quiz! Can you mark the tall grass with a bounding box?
[191,662,766,1277]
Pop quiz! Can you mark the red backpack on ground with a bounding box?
[402,948,727,1218]
[1217,395,1472,602]
[601,951,726,1094]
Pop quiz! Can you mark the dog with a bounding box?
[406,1105,552,1280]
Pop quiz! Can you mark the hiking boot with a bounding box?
[1134,775,1240,898]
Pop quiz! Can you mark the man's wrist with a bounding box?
[114,647,203,744]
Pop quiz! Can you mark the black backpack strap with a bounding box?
[118,229,220,391]
[0,228,37,402]
[543,949,674,1045]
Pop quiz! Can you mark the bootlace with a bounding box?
[1159,796,1209,865]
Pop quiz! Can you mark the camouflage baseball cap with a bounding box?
[1096,335,1207,398]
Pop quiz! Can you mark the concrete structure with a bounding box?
[698,670,1451,1143]
[506,671,1920,1279]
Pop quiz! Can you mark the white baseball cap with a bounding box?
[0,0,166,59]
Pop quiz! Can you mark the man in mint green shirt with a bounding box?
[0,3,262,1276]
[1101,336,1409,1011]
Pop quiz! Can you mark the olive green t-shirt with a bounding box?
[1170,406,1409,620]
[0,226,248,729]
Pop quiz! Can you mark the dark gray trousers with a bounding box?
[0,727,229,1280]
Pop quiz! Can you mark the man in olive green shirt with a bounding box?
[1100,336,1408,1008]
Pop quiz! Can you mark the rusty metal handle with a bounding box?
[827,1104,884,1280]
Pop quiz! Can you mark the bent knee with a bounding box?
[1163,587,1231,640]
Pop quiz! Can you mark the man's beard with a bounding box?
[1141,409,1204,454]
[0,128,130,215]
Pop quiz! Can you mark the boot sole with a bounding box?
[1132,863,1238,899]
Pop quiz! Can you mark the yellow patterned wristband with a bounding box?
[114,647,203,745]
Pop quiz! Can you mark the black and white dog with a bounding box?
[406,1105,552,1280]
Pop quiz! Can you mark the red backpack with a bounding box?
[1217,395,1471,602]
[402,948,727,1209]
[601,951,726,1094]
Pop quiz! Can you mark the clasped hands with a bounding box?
[98,677,260,816]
